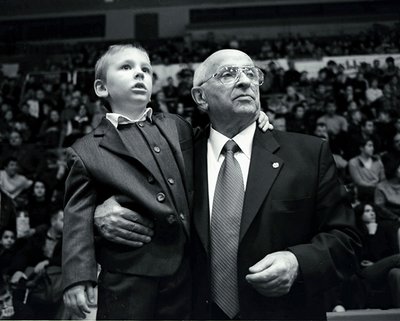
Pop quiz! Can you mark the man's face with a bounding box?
[326,103,336,115]
[8,132,22,147]
[362,140,374,156]
[273,118,287,131]
[362,121,374,135]
[1,231,15,250]
[33,181,46,198]
[5,161,18,177]
[201,51,260,126]
[50,110,60,122]
[51,211,64,234]
[102,48,153,111]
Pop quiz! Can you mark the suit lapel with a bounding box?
[239,129,284,242]
[193,129,210,254]
[97,117,162,184]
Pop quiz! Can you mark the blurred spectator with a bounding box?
[24,180,53,237]
[349,139,385,202]
[0,158,33,202]
[345,119,383,160]
[37,109,63,149]
[354,203,400,308]
[283,60,300,87]
[0,275,34,319]
[375,151,400,223]
[281,85,305,112]
[162,76,178,100]
[287,103,307,134]
[0,191,16,232]
[272,114,287,131]
[352,72,368,104]
[365,78,383,106]
[383,56,400,84]
[0,131,43,178]
[368,59,384,84]
[317,100,348,137]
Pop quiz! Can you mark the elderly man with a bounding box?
[93,49,360,320]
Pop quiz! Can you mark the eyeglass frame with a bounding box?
[199,65,265,87]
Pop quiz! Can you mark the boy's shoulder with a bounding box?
[68,117,110,153]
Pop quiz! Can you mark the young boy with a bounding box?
[62,44,195,320]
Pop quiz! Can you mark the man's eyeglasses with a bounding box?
[200,66,264,86]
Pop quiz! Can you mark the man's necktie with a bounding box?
[210,139,244,319]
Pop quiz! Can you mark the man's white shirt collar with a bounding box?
[209,122,256,160]
[106,107,153,128]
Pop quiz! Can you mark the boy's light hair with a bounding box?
[94,43,150,82]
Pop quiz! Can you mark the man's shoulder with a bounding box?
[272,130,324,147]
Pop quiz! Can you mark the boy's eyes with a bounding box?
[120,65,151,73]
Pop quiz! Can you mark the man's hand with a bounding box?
[94,196,154,247]
[245,251,299,297]
[10,271,27,284]
[63,282,95,320]
[33,260,49,275]
[257,111,274,132]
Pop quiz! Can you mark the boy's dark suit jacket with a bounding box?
[191,127,361,320]
[62,113,193,291]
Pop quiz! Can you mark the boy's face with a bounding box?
[99,48,153,111]
[1,231,15,250]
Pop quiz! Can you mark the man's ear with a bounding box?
[94,79,108,98]
[191,87,208,112]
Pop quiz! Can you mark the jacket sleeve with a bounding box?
[62,147,98,291]
[288,140,361,296]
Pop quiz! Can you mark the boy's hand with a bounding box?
[94,196,154,247]
[257,111,274,132]
[64,282,95,319]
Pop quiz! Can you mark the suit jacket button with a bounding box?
[138,122,144,127]
[147,175,155,184]
[167,214,176,224]
[153,146,161,153]
[167,178,175,185]
[179,213,185,220]
[157,192,165,202]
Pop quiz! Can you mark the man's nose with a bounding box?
[236,70,252,87]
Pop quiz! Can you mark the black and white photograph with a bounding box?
[0,0,399,320]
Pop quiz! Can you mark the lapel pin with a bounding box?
[272,162,279,168]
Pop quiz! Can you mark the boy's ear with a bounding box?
[191,87,208,112]
[94,79,108,98]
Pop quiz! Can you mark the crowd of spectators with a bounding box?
[0,23,400,319]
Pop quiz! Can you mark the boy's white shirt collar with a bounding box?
[209,121,256,161]
[106,107,153,128]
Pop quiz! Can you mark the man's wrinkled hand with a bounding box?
[94,196,154,247]
[245,251,299,297]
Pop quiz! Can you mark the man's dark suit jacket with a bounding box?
[191,126,361,320]
[62,113,193,291]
